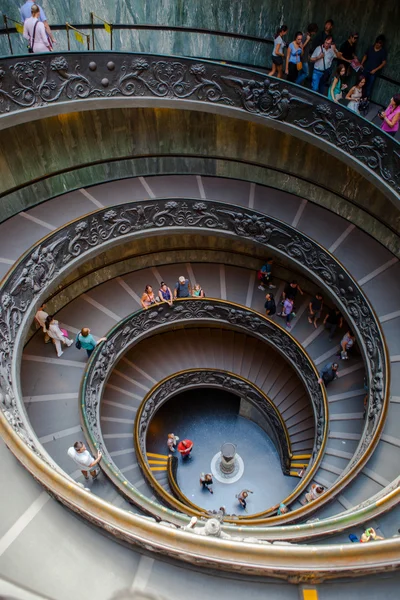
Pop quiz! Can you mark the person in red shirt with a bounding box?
[177,439,193,459]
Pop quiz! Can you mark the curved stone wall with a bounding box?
[0,107,399,254]
[1,0,399,105]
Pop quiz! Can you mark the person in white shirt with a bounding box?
[311,36,338,93]
[44,315,73,357]
[34,303,50,343]
[23,4,51,53]
[68,441,102,480]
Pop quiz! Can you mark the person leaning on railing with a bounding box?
[20,0,55,47]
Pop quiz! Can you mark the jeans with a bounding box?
[311,69,324,93]
[86,348,94,358]
[364,72,376,99]
[285,312,293,325]
[296,62,309,85]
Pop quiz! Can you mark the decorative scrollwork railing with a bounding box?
[0,52,399,202]
[0,198,387,530]
[82,302,324,522]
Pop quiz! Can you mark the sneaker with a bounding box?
[268,284,276,289]
[57,351,64,357]
[258,285,265,291]
[286,323,292,330]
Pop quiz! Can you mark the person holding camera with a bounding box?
[379,94,400,137]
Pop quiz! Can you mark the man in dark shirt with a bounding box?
[174,275,191,298]
[338,32,360,69]
[311,19,334,52]
[264,292,276,316]
[308,292,323,328]
[323,308,343,341]
[361,34,387,98]
[318,362,339,387]
[282,281,303,303]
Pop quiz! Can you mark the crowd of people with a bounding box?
[269,19,399,136]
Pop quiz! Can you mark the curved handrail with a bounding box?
[0,198,388,536]
[0,53,399,205]
[133,368,310,519]
[82,300,325,523]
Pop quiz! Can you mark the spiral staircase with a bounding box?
[1,43,400,600]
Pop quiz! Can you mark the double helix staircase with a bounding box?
[1,172,400,597]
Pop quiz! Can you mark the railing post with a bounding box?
[3,15,13,56]
[90,12,95,50]
[66,23,70,51]
[110,24,113,51]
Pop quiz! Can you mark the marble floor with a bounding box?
[146,390,298,515]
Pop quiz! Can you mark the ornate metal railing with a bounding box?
[82,302,324,522]
[0,53,399,204]
[0,198,389,539]
[136,369,292,477]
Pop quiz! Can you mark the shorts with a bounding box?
[309,309,321,319]
[272,55,283,66]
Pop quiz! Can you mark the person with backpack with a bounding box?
[310,36,338,93]
[75,327,106,358]
[318,362,339,387]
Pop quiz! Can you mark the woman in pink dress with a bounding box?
[379,94,400,138]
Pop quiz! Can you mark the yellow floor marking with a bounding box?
[289,471,302,477]
[148,459,168,465]
[150,466,168,471]
[146,452,169,459]
[290,463,309,468]
[303,589,318,600]
[291,454,312,459]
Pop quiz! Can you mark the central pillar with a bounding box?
[220,442,237,474]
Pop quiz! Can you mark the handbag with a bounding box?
[60,328,68,338]
[297,61,303,71]
[75,335,82,350]
[28,21,38,53]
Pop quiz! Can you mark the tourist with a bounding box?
[323,308,343,341]
[269,24,288,79]
[279,297,294,330]
[282,280,303,307]
[141,285,156,309]
[257,258,275,290]
[339,330,355,359]
[167,433,179,452]
[200,473,214,494]
[296,23,319,85]
[174,276,191,299]
[236,489,253,510]
[345,74,366,113]
[75,327,106,358]
[310,36,338,94]
[20,0,55,45]
[158,281,173,306]
[177,438,193,459]
[285,31,304,83]
[360,527,384,542]
[192,283,205,298]
[304,484,324,503]
[44,315,72,358]
[308,292,324,328]
[34,303,50,343]
[361,34,387,99]
[328,64,347,103]
[22,3,52,53]
[379,94,400,137]
[277,502,290,515]
[337,32,360,72]
[311,19,335,52]
[264,292,276,317]
[318,362,339,386]
[67,441,102,480]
